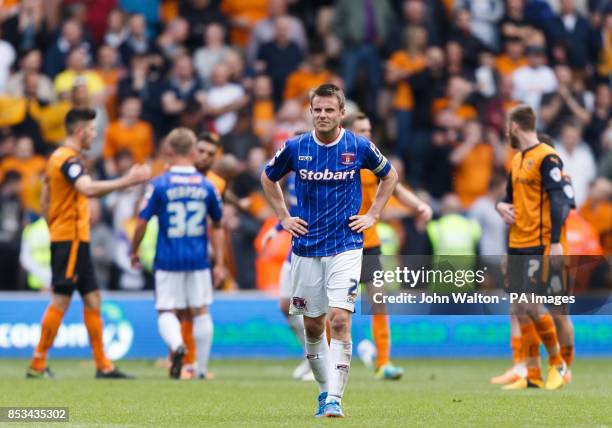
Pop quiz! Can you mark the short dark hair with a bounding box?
[65,108,96,135]
[197,131,220,146]
[508,105,536,132]
[488,170,507,191]
[342,112,368,129]
[2,169,22,185]
[309,83,345,110]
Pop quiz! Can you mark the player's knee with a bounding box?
[329,312,350,337]
[51,294,71,312]
[82,290,101,310]
[303,318,325,339]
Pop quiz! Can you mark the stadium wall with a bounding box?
[1,293,611,359]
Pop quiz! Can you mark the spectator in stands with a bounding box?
[334,0,395,118]
[180,0,228,52]
[53,47,105,101]
[43,18,90,78]
[595,9,612,80]
[256,16,303,108]
[156,17,190,66]
[387,0,444,54]
[448,8,485,71]
[499,0,532,44]
[512,44,557,111]
[95,44,124,121]
[103,96,154,176]
[69,79,108,160]
[284,42,332,106]
[221,108,260,160]
[117,53,165,140]
[0,135,45,214]
[6,49,55,104]
[161,53,204,134]
[494,36,528,78]
[548,0,595,69]
[386,26,427,160]
[271,100,309,150]
[1,0,46,55]
[450,120,501,208]
[483,75,520,133]
[0,28,17,92]
[445,39,473,80]
[555,119,598,207]
[252,75,275,143]
[103,8,128,49]
[119,14,154,67]
[454,0,504,50]
[540,64,591,138]
[118,0,160,36]
[203,62,249,136]
[247,0,308,63]
[585,84,612,158]
[193,22,232,84]
[224,49,255,90]
[0,170,24,290]
[220,0,268,47]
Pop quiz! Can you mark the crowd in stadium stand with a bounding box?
[0,0,610,291]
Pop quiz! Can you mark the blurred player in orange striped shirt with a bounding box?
[344,112,432,380]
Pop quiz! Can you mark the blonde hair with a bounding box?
[166,127,196,155]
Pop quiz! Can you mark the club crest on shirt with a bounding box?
[340,152,355,165]
[526,159,535,169]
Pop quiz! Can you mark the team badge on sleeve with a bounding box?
[68,163,82,179]
[549,167,562,182]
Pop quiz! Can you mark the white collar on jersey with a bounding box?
[170,166,197,173]
[312,128,345,148]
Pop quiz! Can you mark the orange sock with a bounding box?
[181,319,196,365]
[561,345,574,367]
[31,305,64,371]
[520,321,541,380]
[511,336,523,365]
[372,314,390,368]
[84,307,113,371]
[534,314,562,366]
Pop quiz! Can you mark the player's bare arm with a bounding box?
[261,172,307,237]
[129,218,148,268]
[393,184,433,228]
[349,166,398,233]
[75,164,151,198]
[210,221,227,288]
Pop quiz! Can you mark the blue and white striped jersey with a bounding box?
[139,166,222,271]
[264,129,391,257]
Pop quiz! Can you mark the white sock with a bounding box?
[193,313,213,376]
[158,312,183,351]
[305,331,329,393]
[287,315,306,348]
[326,339,352,405]
[514,362,527,378]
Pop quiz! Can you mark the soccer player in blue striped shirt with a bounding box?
[261,84,398,417]
[131,128,226,379]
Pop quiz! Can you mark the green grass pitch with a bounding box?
[1,358,611,427]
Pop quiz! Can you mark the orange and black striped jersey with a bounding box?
[508,143,566,249]
[46,146,90,242]
[359,169,381,249]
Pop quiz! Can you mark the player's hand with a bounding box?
[126,164,151,185]
[349,213,377,233]
[130,251,141,269]
[261,227,279,248]
[213,264,227,289]
[549,243,564,269]
[415,202,433,231]
[496,202,515,225]
[280,216,308,237]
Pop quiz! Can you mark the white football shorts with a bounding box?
[154,269,213,310]
[289,249,362,317]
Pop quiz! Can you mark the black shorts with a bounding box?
[51,241,99,297]
[506,246,569,296]
[361,246,383,285]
